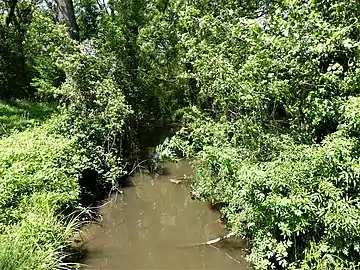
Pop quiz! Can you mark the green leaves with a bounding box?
[162,119,360,268]
[4,0,360,268]
[0,117,88,269]
[157,2,360,268]
[57,46,134,185]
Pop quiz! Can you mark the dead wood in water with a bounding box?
[170,174,193,184]
[175,231,242,265]
[209,244,242,265]
[177,232,236,248]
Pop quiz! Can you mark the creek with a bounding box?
[80,160,250,269]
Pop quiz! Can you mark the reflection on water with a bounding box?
[80,161,250,270]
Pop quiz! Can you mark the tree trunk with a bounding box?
[54,0,79,40]
[5,0,18,26]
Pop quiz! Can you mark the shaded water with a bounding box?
[80,161,250,270]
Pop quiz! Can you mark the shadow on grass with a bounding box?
[0,99,56,136]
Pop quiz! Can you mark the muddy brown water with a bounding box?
[80,161,250,270]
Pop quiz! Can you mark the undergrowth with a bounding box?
[0,116,89,270]
[159,98,360,269]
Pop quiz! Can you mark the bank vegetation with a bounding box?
[2,0,360,269]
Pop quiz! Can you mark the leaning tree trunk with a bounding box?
[54,0,79,40]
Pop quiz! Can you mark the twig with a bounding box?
[127,159,149,176]
[204,232,236,245]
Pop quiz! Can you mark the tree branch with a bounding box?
[177,232,236,248]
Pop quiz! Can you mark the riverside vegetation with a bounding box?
[2,0,360,269]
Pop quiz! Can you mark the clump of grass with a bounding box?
[0,235,36,270]
[0,99,56,136]
[0,208,84,270]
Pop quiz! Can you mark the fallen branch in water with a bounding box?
[127,159,149,175]
[177,232,236,247]
[209,244,242,264]
[169,174,193,184]
[204,231,236,245]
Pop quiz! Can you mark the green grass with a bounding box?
[0,211,75,270]
[0,99,56,136]
[0,116,89,270]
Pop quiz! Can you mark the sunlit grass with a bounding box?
[0,116,89,270]
[0,99,56,136]
[0,208,85,270]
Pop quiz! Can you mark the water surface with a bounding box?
[81,161,250,270]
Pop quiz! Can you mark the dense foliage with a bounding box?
[157,0,360,269]
[3,0,360,269]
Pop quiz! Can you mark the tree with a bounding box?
[47,0,79,40]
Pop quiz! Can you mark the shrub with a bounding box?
[58,51,134,186]
[157,1,360,268]
[159,103,360,269]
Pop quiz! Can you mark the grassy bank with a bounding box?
[0,100,55,136]
[0,101,89,269]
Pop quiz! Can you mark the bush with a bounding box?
[58,51,134,186]
[159,99,360,269]
[156,0,360,268]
